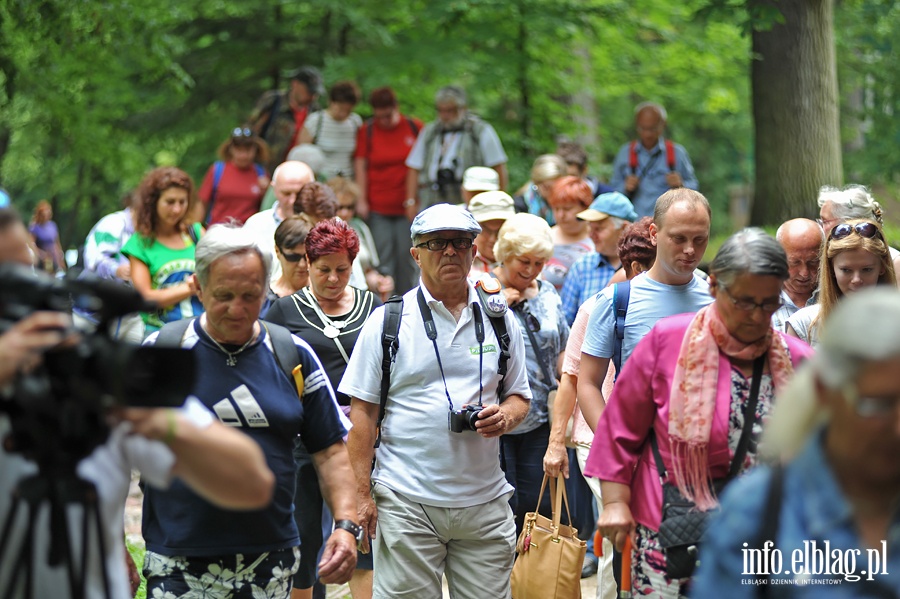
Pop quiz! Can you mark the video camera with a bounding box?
[0,262,195,470]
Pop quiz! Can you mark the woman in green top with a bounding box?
[122,167,204,336]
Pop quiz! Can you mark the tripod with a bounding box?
[0,471,112,599]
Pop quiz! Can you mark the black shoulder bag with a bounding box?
[652,353,765,579]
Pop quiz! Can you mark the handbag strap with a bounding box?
[534,474,575,539]
[649,353,766,482]
[513,300,557,391]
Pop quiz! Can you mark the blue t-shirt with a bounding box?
[581,271,712,368]
[141,320,347,556]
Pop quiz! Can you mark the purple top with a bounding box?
[29,220,59,251]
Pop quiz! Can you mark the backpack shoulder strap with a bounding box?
[206,161,226,224]
[628,140,639,174]
[665,139,676,171]
[312,111,325,145]
[257,92,282,141]
[375,294,404,448]
[486,313,510,401]
[406,116,420,137]
[612,280,631,376]
[254,163,266,178]
[262,321,301,382]
[155,318,194,348]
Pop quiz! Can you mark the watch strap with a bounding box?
[334,519,363,541]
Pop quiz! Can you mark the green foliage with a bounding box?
[126,537,147,599]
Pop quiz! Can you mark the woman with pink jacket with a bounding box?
[586,229,813,598]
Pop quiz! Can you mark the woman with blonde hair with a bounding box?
[492,212,570,533]
[787,219,896,348]
[514,153,568,225]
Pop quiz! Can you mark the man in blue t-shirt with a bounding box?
[142,225,359,599]
[578,188,713,434]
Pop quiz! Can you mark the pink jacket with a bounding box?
[583,312,812,531]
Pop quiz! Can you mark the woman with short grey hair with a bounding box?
[490,212,570,535]
[695,288,900,594]
[588,228,812,596]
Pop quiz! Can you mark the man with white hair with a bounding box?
[772,218,823,332]
[405,86,508,209]
[610,102,699,218]
[695,288,900,595]
[243,160,315,283]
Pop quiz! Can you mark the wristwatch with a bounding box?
[334,519,365,544]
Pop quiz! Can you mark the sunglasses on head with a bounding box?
[232,127,254,139]
[829,222,882,242]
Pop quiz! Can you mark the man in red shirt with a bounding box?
[353,87,423,294]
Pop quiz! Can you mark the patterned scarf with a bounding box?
[668,303,794,510]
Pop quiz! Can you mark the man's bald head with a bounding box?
[272,161,315,219]
[776,218,823,305]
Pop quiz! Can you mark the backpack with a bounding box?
[374,290,511,448]
[612,280,631,377]
[205,160,267,225]
[155,318,301,386]
[628,139,676,175]
[363,116,420,156]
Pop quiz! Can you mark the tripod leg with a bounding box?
[84,487,112,599]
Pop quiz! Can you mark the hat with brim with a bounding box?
[468,191,515,223]
[411,203,482,239]
[577,191,639,222]
[462,166,500,192]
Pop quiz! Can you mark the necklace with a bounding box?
[303,287,350,339]
[206,330,256,367]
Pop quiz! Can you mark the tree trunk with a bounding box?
[750,0,842,225]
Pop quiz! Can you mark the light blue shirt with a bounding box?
[610,137,699,218]
[694,429,900,597]
[581,271,712,368]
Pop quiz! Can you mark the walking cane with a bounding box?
[619,535,633,599]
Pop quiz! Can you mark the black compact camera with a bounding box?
[434,168,458,192]
[448,404,483,433]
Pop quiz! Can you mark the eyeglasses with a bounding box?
[415,237,474,252]
[720,285,784,313]
[829,222,882,242]
[843,385,900,418]
[232,127,254,139]
[280,249,307,262]
[816,217,838,230]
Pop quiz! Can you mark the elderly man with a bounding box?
[405,86,508,209]
[772,218,823,332]
[243,160,315,283]
[467,190,515,277]
[0,208,275,599]
[341,203,531,598]
[142,225,358,598]
[560,191,639,325]
[610,102,699,218]
[249,66,324,174]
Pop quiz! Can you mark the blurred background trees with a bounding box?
[0,0,896,248]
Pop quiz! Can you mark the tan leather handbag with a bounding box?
[510,474,586,598]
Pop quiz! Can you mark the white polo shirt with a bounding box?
[339,280,531,508]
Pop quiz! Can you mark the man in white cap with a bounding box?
[341,203,531,599]
[467,190,516,278]
[460,166,500,206]
[560,191,639,325]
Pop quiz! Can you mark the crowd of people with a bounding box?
[1,68,899,599]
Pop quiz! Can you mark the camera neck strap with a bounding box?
[416,287,484,411]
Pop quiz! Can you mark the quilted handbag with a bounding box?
[657,482,715,579]
[510,474,586,599]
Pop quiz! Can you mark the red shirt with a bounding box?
[354,114,422,216]
[198,161,265,225]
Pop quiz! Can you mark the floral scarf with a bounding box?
[668,303,794,510]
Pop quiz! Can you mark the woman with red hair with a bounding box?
[264,218,380,599]
[542,175,595,291]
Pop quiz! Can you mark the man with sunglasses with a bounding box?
[341,203,532,599]
[772,218,824,332]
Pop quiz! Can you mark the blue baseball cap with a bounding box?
[410,203,482,239]
[577,192,638,223]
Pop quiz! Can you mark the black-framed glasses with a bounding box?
[232,127,254,139]
[720,285,783,313]
[829,222,882,242]
[415,237,474,252]
[843,385,900,418]
[280,249,307,262]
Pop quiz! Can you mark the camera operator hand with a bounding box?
[473,397,529,438]
[0,311,74,385]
